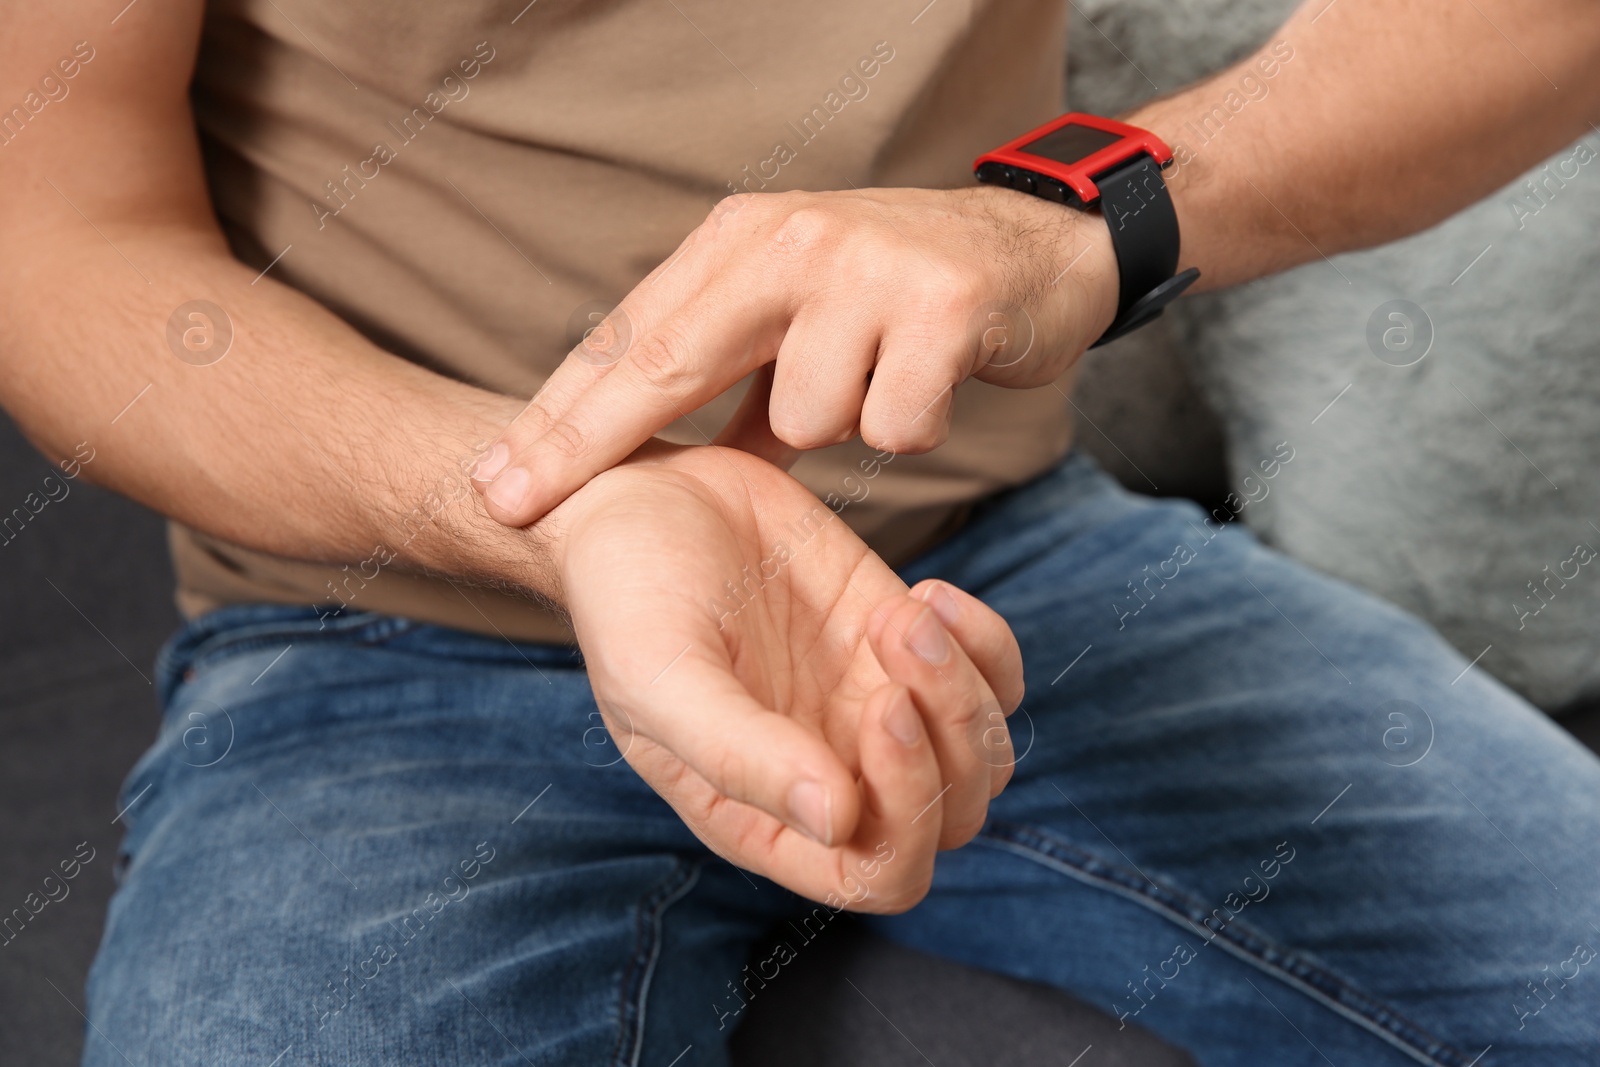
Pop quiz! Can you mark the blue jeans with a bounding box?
[87,453,1600,1065]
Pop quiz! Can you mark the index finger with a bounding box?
[478,286,781,527]
[473,196,766,521]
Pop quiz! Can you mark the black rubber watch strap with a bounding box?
[1089,153,1199,348]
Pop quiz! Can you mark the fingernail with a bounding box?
[907,608,950,665]
[486,466,532,515]
[919,582,960,629]
[473,442,510,482]
[788,780,832,847]
[885,689,922,747]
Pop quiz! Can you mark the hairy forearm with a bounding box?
[0,223,563,604]
[0,0,579,610]
[1125,0,1600,290]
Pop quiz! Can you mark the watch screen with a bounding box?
[1020,123,1122,165]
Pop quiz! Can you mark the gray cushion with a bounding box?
[0,416,176,1066]
[1066,0,1600,713]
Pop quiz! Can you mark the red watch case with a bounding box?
[973,112,1174,209]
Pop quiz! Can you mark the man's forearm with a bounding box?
[1125,0,1600,290]
[0,223,562,605]
[0,1,569,610]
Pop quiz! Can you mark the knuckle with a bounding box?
[909,417,950,452]
[940,810,986,850]
[512,401,556,443]
[857,411,896,454]
[772,425,832,453]
[950,692,991,736]
[770,405,849,452]
[861,411,942,456]
[970,716,1015,773]
[627,328,694,395]
[540,417,591,461]
[574,316,632,367]
[862,375,957,456]
[705,746,757,808]
[770,205,838,259]
[871,872,934,915]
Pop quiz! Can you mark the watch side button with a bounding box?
[975,162,1012,188]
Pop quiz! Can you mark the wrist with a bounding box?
[542,440,708,597]
[1121,74,1291,291]
[968,184,1119,369]
[1049,197,1120,350]
[550,443,796,642]
[395,387,573,606]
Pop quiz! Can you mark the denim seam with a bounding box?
[182,616,417,676]
[981,819,1475,1067]
[612,856,705,1067]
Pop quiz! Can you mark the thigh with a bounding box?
[85,607,786,1067]
[879,456,1600,1066]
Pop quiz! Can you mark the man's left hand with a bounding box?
[473,185,1116,526]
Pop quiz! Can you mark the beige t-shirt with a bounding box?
[174,0,1075,643]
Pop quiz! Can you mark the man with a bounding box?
[2,0,1597,1063]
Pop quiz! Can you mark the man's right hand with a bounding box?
[549,443,1024,911]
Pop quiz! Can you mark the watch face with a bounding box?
[1018,122,1123,165]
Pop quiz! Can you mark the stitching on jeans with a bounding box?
[982,819,1474,1067]
[184,614,416,675]
[611,857,705,1067]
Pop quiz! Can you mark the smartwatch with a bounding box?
[974,112,1199,348]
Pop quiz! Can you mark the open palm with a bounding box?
[556,444,1022,911]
